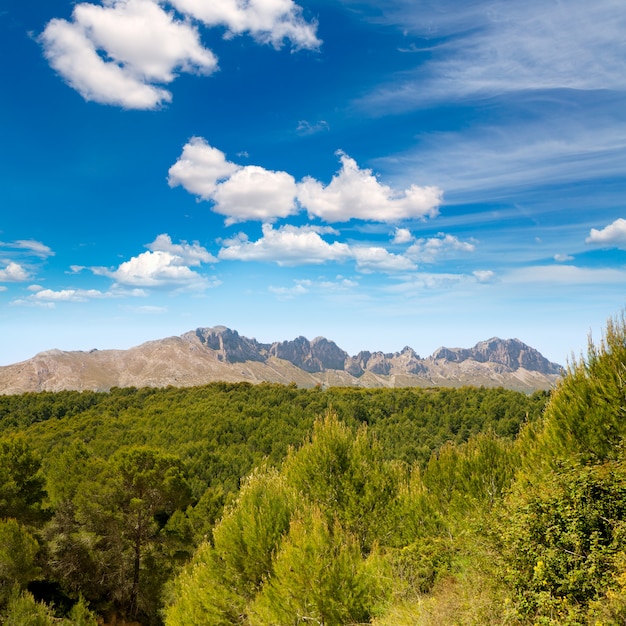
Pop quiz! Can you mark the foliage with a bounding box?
[0,375,551,624]
[284,412,403,550]
[497,313,626,624]
[250,508,390,626]
[0,434,46,523]
[165,411,395,625]
[500,458,626,623]
[532,313,626,465]
[0,519,40,604]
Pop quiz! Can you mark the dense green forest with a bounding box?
[2,314,626,624]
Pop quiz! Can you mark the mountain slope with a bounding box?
[0,326,562,394]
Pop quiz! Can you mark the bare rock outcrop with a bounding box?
[0,326,563,394]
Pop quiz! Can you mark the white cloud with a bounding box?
[168,139,298,223]
[473,270,495,283]
[392,227,413,244]
[40,0,318,108]
[0,286,6,292]
[406,233,476,263]
[168,137,239,198]
[218,223,416,273]
[0,262,31,282]
[98,250,208,288]
[167,0,320,49]
[147,233,217,264]
[218,224,351,265]
[11,287,117,308]
[352,246,416,273]
[40,0,217,109]
[29,288,111,302]
[298,151,442,222]
[171,140,440,224]
[90,235,216,289]
[554,253,574,262]
[1,240,54,258]
[586,218,626,248]
[212,166,298,225]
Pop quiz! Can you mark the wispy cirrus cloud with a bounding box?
[0,240,54,259]
[358,0,626,111]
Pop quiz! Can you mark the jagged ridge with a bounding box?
[184,326,562,376]
[0,326,563,395]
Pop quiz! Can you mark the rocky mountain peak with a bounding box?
[432,337,562,375]
[0,326,563,394]
[186,326,265,363]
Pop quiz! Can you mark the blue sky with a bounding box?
[1,0,625,366]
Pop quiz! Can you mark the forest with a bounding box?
[1,314,626,625]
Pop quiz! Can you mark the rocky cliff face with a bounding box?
[431,338,562,375]
[0,326,563,394]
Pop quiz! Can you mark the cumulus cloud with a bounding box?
[40,0,318,108]
[406,233,476,263]
[170,140,443,224]
[169,0,321,49]
[218,223,416,273]
[40,0,217,109]
[28,288,112,302]
[147,233,217,264]
[0,262,31,282]
[218,224,351,265]
[91,234,216,289]
[298,151,442,222]
[168,139,298,224]
[352,246,416,273]
[98,251,206,288]
[168,138,240,198]
[392,227,414,244]
[586,218,626,248]
[213,166,298,225]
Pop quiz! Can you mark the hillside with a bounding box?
[0,326,562,394]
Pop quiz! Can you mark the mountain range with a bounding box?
[0,326,562,394]
[0,326,563,395]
